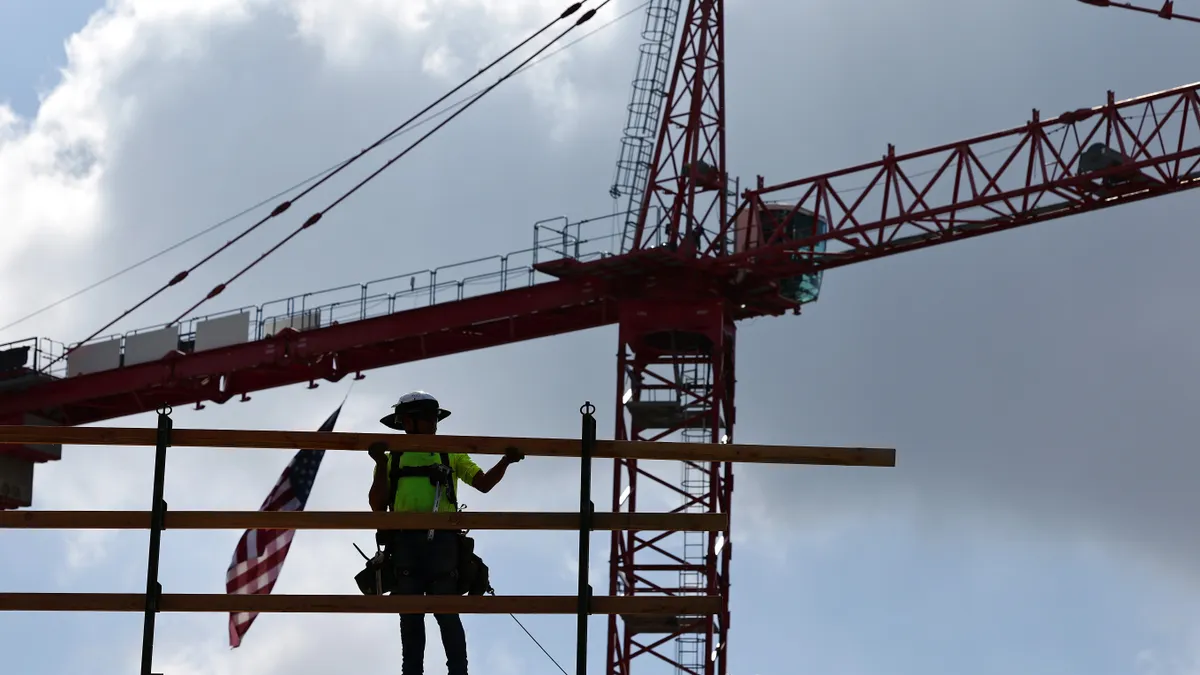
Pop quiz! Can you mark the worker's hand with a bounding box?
[503,446,525,464]
[367,441,389,463]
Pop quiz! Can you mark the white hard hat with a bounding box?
[380,390,451,429]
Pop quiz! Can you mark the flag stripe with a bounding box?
[225,404,342,648]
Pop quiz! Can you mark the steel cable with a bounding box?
[167,0,615,324]
[44,0,591,371]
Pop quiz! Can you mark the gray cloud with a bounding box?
[736,194,1200,588]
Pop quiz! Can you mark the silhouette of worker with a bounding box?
[367,390,524,675]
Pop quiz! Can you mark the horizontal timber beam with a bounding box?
[0,593,721,615]
[0,426,896,467]
[0,510,729,532]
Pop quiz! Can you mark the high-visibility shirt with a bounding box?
[374,451,481,513]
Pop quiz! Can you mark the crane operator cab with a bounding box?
[732,201,828,305]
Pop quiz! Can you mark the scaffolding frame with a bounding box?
[0,404,895,675]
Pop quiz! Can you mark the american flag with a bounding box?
[225,404,343,648]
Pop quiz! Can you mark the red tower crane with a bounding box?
[1,2,1199,675]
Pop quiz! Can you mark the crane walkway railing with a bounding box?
[0,211,647,381]
[0,402,896,675]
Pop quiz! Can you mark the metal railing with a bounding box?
[1,210,649,380]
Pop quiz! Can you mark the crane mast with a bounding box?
[607,1,731,674]
[627,0,727,256]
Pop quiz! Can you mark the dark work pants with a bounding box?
[387,530,467,675]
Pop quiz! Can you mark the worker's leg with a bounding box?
[388,531,427,675]
[426,531,468,675]
[400,614,427,675]
[433,613,467,675]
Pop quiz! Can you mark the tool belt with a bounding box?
[354,548,397,596]
[355,451,491,597]
[455,532,492,596]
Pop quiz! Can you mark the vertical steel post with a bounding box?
[141,406,172,675]
[577,401,597,675]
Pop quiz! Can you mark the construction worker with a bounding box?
[367,390,523,675]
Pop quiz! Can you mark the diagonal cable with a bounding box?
[3,0,648,340]
[46,0,590,372]
[168,0,615,324]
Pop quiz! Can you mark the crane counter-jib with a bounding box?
[0,278,617,426]
[0,209,632,418]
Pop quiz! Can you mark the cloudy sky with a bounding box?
[3,0,1200,674]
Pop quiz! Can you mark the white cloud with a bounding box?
[1137,643,1200,675]
[62,529,111,573]
[422,44,462,79]
[0,0,603,344]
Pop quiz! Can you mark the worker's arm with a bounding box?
[368,443,391,512]
[468,448,525,494]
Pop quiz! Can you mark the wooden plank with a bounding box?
[0,425,896,467]
[0,510,729,532]
[0,593,721,615]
